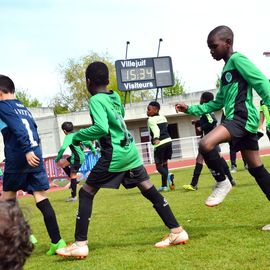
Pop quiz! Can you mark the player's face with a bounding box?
[207,34,229,61]
[147,105,157,116]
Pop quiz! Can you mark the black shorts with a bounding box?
[86,160,149,189]
[154,142,172,164]
[3,170,50,194]
[67,156,82,173]
[222,119,259,152]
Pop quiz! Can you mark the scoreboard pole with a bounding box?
[124,41,130,107]
[155,38,163,102]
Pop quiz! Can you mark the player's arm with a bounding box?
[55,136,70,162]
[0,104,40,167]
[82,141,97,154]
[235,54,270,109]
[175,93,224,117]
[73,98,109,145]
[147,117,160,145]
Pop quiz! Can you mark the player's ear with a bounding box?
[226,38,232,46]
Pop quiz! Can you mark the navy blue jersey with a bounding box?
[0,99,44,173]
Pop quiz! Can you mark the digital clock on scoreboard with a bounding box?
[115,56,174,91]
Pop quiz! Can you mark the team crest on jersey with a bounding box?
[225,72,232,83]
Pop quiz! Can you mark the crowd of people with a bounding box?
[1,25,270,268]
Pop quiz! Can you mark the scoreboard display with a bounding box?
[115,56,174,91]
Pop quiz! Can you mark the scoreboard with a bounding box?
[115,56,174,91]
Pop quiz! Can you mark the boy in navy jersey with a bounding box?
[0,75,66,255]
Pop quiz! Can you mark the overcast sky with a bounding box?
[1,0,270,105]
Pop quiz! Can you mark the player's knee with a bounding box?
[198,139,213,154]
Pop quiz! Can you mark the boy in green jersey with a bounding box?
[176,26,270,230]
[55,122,96,202]
[56,62,188,258]
[259,100,270,141]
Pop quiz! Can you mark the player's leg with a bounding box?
[33,190,66,255]
[56,183,99,258]
[229,144,237,172]
[183,152,203,191]
[156,161,169,191]
[164,142,175,190]
[199,125,232,207]
[138,179,188,247]
[219,153,236,186]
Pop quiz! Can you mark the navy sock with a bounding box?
[75,188,94,241]
[70,178,77,198]
[201,149,226,182]
[141,186,179,229]
[36,199,61,244]
[191,162,203,187]
[220,157,233,181]
[249,165,270,200]
[156,164,168,187]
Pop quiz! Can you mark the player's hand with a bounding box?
[154,139,160,145]
[175,102,188,113]
[26,151,40,167]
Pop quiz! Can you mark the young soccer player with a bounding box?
[175,26,270,228]
[0,200,34,270]
[183,91,235,191]
[147,101,175,192]
[55,121,96,202]
[56,62,188,258]
[0,75,66,254]
[259,100,270,141]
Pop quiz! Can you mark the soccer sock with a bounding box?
[163,163,169,180]
[190,162,203,187]
[141,186,179,229]
[220,157,233,181]
[63,167,71,177]
[70,178,77,198]
[248,165,270,200]
[201,149,226,182]
[156,164,168,187]
[75,188,94,241]
[230,149,237,168]
[36,199,61,244]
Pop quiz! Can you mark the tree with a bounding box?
[163,74,185,97]
[15,90,42,107]
[52,52,128,113]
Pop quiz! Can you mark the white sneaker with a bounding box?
[205,178,232,207]
[155,230,189,248]
[66,196,77,202]
[56,242,89,259]
[262,224,270,231]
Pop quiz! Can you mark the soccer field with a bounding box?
[22,157,270,270]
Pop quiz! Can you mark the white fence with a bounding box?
[136,136,201,164]
[136,134,270,165]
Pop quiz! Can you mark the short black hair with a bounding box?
[201,91,214,102]
[61,121,73,132]
[208,25,234,43]
[0,75,15,94]
[148,101,160,111]
[85,62,109,86]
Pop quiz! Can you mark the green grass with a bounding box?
[23,156,270,270]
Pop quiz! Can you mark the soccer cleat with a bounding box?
[205,178,232,207]
[47,239,67,256]
[29,234,38,245]
[230,166,237,173]
[66,196,77,202]
[56,242,89,259]
[168,173,175,190]
[183,184,197,191]
[155,230,189,248]
[262,224,270,231]
[230,179,236,186]
[157,186,169,192]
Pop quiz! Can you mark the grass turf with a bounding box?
[22,157,270,270]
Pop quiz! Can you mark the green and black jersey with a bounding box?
[72,91,142,172]
[147,115,172,148]
[260,100,270,131]
[187,52,270,133]
[55,133,86,164]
